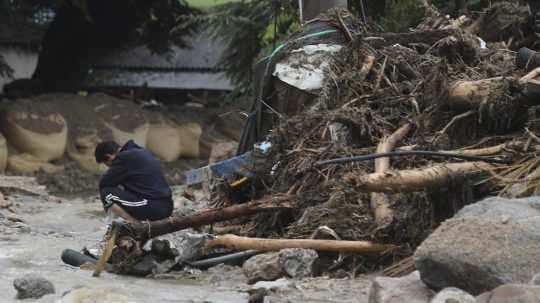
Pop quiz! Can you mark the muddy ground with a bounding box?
[0,182,372,302]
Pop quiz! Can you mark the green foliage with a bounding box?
[135,0,200,52]
[186,0,242,9]
[2,0,199,52]
[379,0,425,32]
[202,0,298,86]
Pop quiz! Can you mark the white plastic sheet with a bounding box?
[273,44,342,92]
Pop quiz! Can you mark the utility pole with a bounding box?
[300,0,348,22]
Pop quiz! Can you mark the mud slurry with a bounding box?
[0,194,247,303]
[0,191,371,303]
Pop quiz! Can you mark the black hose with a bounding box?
[187,250,260,269]
[315,150,512,166]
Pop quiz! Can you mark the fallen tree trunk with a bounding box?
[448,67,540,110]
[128,194,292,240]
[372,124,412,225]
[206,234,395,253]
[346,162,493,193]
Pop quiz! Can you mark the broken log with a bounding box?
[358,54,375,82]
[346,162,493,193]
[447,77,508,110]
[128,194,292,240]
[206,234,395,253]
[372,124,412,226]
[448,67,540,110]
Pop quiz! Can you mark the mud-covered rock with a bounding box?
[429,287,475,303]
[415,197,540,295]
[278,248,318,279]
[475,284,540,303]
[369,271,433,303]
[243,252,284,284]
[13,274,55,299]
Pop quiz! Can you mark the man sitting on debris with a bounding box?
[95,140,173,223]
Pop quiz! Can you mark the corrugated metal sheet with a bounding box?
[90,34,226,71]
[85,32,234,90]
[84,69,234,91]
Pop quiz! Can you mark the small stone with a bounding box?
[429,287,475,303]
[7,215,24,223]
[61,287,129,302]
[530,273,540,286]
[369,271,434,303]
[0,192,12,209]
[13,274,55,299]
[263,296,291,303]
[248,288,268,303]
[278,248,318,279]
[501,215,510,224]
[243,252,284,284]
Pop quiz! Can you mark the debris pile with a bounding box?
[211,3,540,273]
[77,1,540,280]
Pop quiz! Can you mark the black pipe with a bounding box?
[187,250,260,269]
[316,150,511,166]
[61,249,112,271]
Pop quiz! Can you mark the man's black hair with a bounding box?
[95,141,120,163]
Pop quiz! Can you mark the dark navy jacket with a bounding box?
[99,140,172,201]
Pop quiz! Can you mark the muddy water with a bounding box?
[0,195,248,302]
[0,192,372,303]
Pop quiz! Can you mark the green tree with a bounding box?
[202,0,298,86]
[2,0,199,91]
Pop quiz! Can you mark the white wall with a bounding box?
[0,47,39,93]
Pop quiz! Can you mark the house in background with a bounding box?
[82,32,235,105]
[0,22,43,94]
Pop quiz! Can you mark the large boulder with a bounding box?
[146,113,202,161]
[177,122,202,158]
[475,284,540,303]
[243,252,284,284]
[13,274,55,299]
[147,122,183,162]
[415,196,540,295]
[2,109,67,161]
[103,121,149,148]
[368,271,433,303]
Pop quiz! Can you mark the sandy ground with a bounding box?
[0,185,372,303]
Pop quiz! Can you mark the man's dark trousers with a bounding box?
[100,187,173,221]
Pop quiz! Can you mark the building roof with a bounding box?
[84,33,234,91]
[85,69,234,91]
